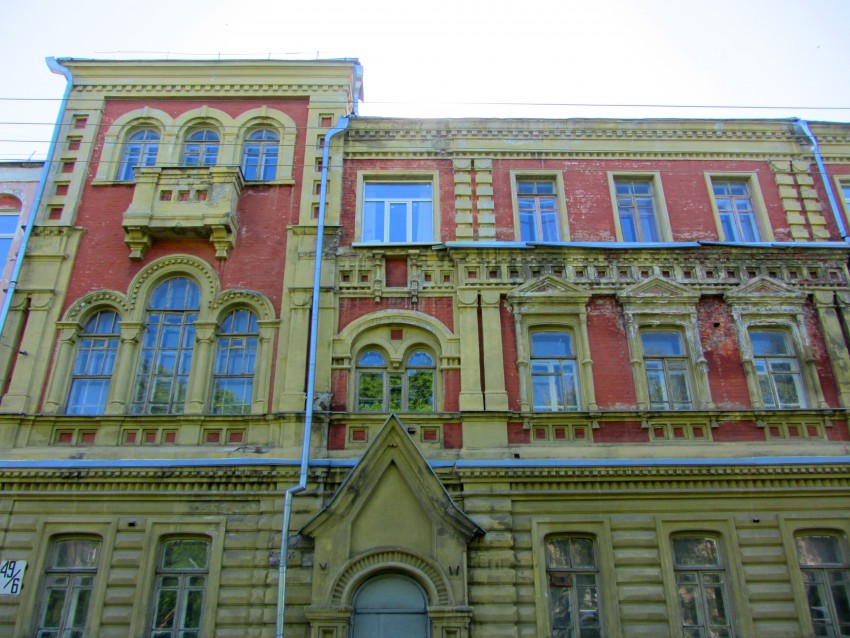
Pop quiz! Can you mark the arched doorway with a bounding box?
[351,573,428,637]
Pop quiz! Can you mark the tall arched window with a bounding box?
[794,532,850,637]
[241,128,279,180]
[118,128,160,180]
[210,309,258,414]
[545,535,601,637]
[36,537,101,638]
[66,310,120,415]
[130,278,200,414]
[356,349,435,412]
[182,129,220,167]
[150,538,210,638]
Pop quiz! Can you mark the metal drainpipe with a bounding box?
[275,113,351,638]
[792,118,849,241]
[0,58,72,344]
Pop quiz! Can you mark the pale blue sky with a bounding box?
[2,0,849,160]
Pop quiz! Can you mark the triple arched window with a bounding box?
[54,266,273,417]
[356,348,436,413]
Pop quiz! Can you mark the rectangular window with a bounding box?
[641,331,693,410]
[750,330,806,409]
[795,533,850,637]
[531,331,579,411]
[545,535,601,638]
[671,536,734,638]
[711,179,760,242]
[37,538,100,638]
[517,179,559,242]
[614,178,660,242]
[362,182,433,243]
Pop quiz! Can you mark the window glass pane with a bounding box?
[162,540,209,570]
[641,331,683,356]
[797,536,844,566]
[358,350,385,366]
[673,537,720,567]
[532,332,573,357]
[407,351,434,367]
[407,370,434,412]
[365,183,432,199]
[358,372,384,411]
[751,331,791,355]
[53,540,99,569]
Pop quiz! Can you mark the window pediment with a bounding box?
[617,275,699,308]
[724,275,804,309]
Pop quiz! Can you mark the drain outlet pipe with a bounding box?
[275,114,350,638]
[793,118,848,241]
[0,58,72,347]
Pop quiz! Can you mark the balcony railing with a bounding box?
[122,165,244,259]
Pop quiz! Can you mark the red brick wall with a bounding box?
[337,297,454,332]
[501,302,521,410]
[698,297,751,409]
[587,297,636,409]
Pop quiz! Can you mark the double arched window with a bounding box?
[130,278,200,415]
[241,128,279,181]
[118,128,160,180]
[182,129,220,167]
[356,349,435,412]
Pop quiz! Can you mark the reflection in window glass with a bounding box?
[517,180,559,242]
[37,538,100,638]
[615,179,659,242]
[712,179,760,242]
[362,183,433,243]
[67,311,120,415]
[131,278,200,415]
[211,310,259,414]
[241,129,279,180]
[150,539,210,638]
[671,536,733,638]
[119,128,160,180]
[531,332,579,411]
[182,129,219,167]
[356,348,435,412]
[750,330,806,409]
[545,536,601,638]
[795,533,850,637]
[641,331,692,410]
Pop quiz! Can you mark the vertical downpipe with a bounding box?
[793,118,849,241]
[0,58,72,348]
[275,114,350,638]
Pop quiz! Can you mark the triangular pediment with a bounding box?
[507,275,590,301]
[617,276,698,305]
[300,415,483,543]
[725,276,804,306]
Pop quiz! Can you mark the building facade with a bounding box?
[0,59,848,638]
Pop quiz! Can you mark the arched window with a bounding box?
[794,532,850,637]
[66,310,120,415]
[670,535,734,637]
[130,278,200,414]
[545,535,601,637]
[118,128,160,180]
[0,193,22,270]
[210,309,258,414]
[351,573,428,638]
[36,537,101,638]
[241,128,279,180]
[356,349,435,413]
[182,129,219,167]
[150,538,210,638]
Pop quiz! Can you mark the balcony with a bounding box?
[122,166,244,259]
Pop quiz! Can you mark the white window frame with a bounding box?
[510,171,569,242]
[355,172,440,244]
[705,173,773,242]
[608,172,672,243]
[749,329,808,409]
